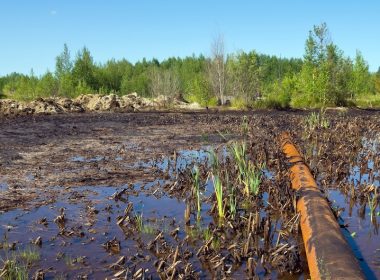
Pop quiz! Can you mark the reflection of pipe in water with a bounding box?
[280,132,365,280]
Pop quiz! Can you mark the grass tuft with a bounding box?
[304,109,330,132]
[19,246,40,264]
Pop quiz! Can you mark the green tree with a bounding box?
[75,80,93,95]
[120,59,151,97]
[298,23,331,106]
[185,75,214,106]
[55,43,73,78]
[375,68,380,94]
[227,51,261,104]
[55,44,75,97]
[36,72,59,97]
[350,50,372,97]
[96,59,133,93]
[3,71,38,101]
[323,44,352,105]
[72,47,97,90]
[121,72,149,97]
[293,23,351,107]
[0,77,6,97]
[178,55,207,101]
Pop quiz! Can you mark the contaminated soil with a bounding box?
[0,109,379,279]
[0,93,202,116]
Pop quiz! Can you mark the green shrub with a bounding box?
[230,97,249,109]
[74,80,94,96]
[355,94,380,108]
[253,93,290,109]
[185,76,216,107]
[255,76,294,109]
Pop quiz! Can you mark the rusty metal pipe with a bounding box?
[280,132,365,280]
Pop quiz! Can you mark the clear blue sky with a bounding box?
[0,0,379,76]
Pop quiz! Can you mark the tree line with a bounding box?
[0,23,379,108]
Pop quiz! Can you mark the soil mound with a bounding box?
[0,93,201,116]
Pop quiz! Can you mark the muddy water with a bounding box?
[0,184,186,279]
[323,135,380,278]
[0,146,300,279]
[0,143,306,279]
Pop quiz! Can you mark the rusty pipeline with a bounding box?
[280,132,365,280]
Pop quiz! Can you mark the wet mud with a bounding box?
[0,109,379,279]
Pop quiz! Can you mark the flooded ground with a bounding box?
[0,110,379,279]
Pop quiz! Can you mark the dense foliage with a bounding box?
[0,23,379,108]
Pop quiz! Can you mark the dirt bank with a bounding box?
[0,93,202,116]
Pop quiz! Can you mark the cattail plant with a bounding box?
[192,165,202,220]
[212,174,225,219]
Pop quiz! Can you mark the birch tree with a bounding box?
[208,34,227,105]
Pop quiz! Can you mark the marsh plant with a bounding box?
[135,213,144,232]
[212,174,225,219]
[230,141,263,196]
[304,109,330,132]
[305,112,319,131]
[207,148,220,173]
[226,172,237,218]
[241,116,249,137]
[134,213,155,234]
[320,109,330,129]
[0,245,41,280]
[0,259,28,280]
[243,162,262,195]
[368,187,379,223]
[203,228,212,241]
[192,165,202,220]
[231,142,247,184]
[202,228,220,250]
[19,246,40,264]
